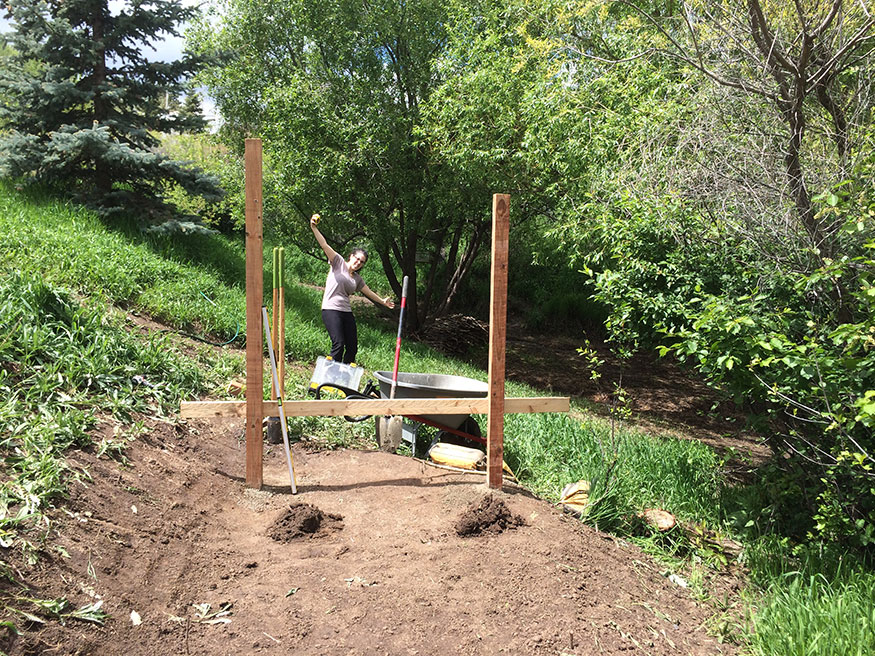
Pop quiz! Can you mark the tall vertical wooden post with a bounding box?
[487,194,510,489]
[244,139,264,489]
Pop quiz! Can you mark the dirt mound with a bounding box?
[267,503,343,542]
[455,493,525,536]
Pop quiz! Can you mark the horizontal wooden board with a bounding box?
[180,396,570,419]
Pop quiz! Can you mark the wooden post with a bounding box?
[487,194,509,488]
[270,248,279,400]
[278,247,285,397]
[244,139,264,489]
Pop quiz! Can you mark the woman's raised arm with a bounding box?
[310,214,338,262]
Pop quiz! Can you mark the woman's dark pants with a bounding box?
[321,309,358,364]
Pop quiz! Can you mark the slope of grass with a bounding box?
[3,182,873,653]
[0,270,237,558]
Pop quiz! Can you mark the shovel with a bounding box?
[380,276,408,452]
[262,306,297,494]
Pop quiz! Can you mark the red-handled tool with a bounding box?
[389,276,409,401]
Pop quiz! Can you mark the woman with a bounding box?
[310,213,395,364]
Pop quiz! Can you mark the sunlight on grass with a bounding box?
[4,182,874,652]
[748,570,875,656]
[0,269,219,553]
[505,412,722,528]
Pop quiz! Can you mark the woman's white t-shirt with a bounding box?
[321,254,364,312]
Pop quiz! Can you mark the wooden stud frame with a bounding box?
[191,141,568,490]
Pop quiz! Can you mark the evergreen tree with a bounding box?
[0,0,221,220]
[180,90,206,133]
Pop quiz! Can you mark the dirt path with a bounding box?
[500,324,770,468]
[3,417,737,656]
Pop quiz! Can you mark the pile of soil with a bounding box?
[0,416,740,655]
[455,493,525,536]
[267,503,343,542]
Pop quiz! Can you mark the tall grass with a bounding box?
[505,412,722,532]
[0,270,232,557]
[751,574,875,655]
[0,182,246,342]
[734,537,875,655]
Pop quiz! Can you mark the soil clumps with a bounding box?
[267,503,343,542]
[455,493,525,536]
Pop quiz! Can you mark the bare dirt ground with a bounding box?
[500,326,771,469]
[2,417,739,656]
[1,313,759,655]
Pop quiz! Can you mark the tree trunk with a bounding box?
[92,5,110,195]
[780,99,822,251]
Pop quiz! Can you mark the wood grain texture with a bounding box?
[487,194,510,489]
[244,139,264,489]
[180,396,570,419]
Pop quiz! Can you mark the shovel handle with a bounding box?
[389,276,409,400]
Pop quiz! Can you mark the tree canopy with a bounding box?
[191,0,533,330]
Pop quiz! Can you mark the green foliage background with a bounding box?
[3,0,875,648]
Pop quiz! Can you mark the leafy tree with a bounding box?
[570,1,875,546]
[422,0,695,321]
[426,0,875,546]
[0,0,222,221]
[622,1,875,296]
[191,0,499,330]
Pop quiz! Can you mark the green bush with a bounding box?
[587,184,875,548]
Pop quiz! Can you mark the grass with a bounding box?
[0,270,236,557]
[741,538,875,655]
[2,181,875,652]
[505,412,722,529]
[751,574,875,655]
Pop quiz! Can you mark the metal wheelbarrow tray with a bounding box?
[372,371,488,435]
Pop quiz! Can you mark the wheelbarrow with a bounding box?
[310,367,488,450]
[371,370,488,447]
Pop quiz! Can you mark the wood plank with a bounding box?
[180,396,570,419]
[244,138,264,489]
[487,194,510,489]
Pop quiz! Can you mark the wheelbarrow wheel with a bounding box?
[314,383,375,423]
[460,417,482,438]
[341,393,375,422]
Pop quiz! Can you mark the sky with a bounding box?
[0,0,219,124]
